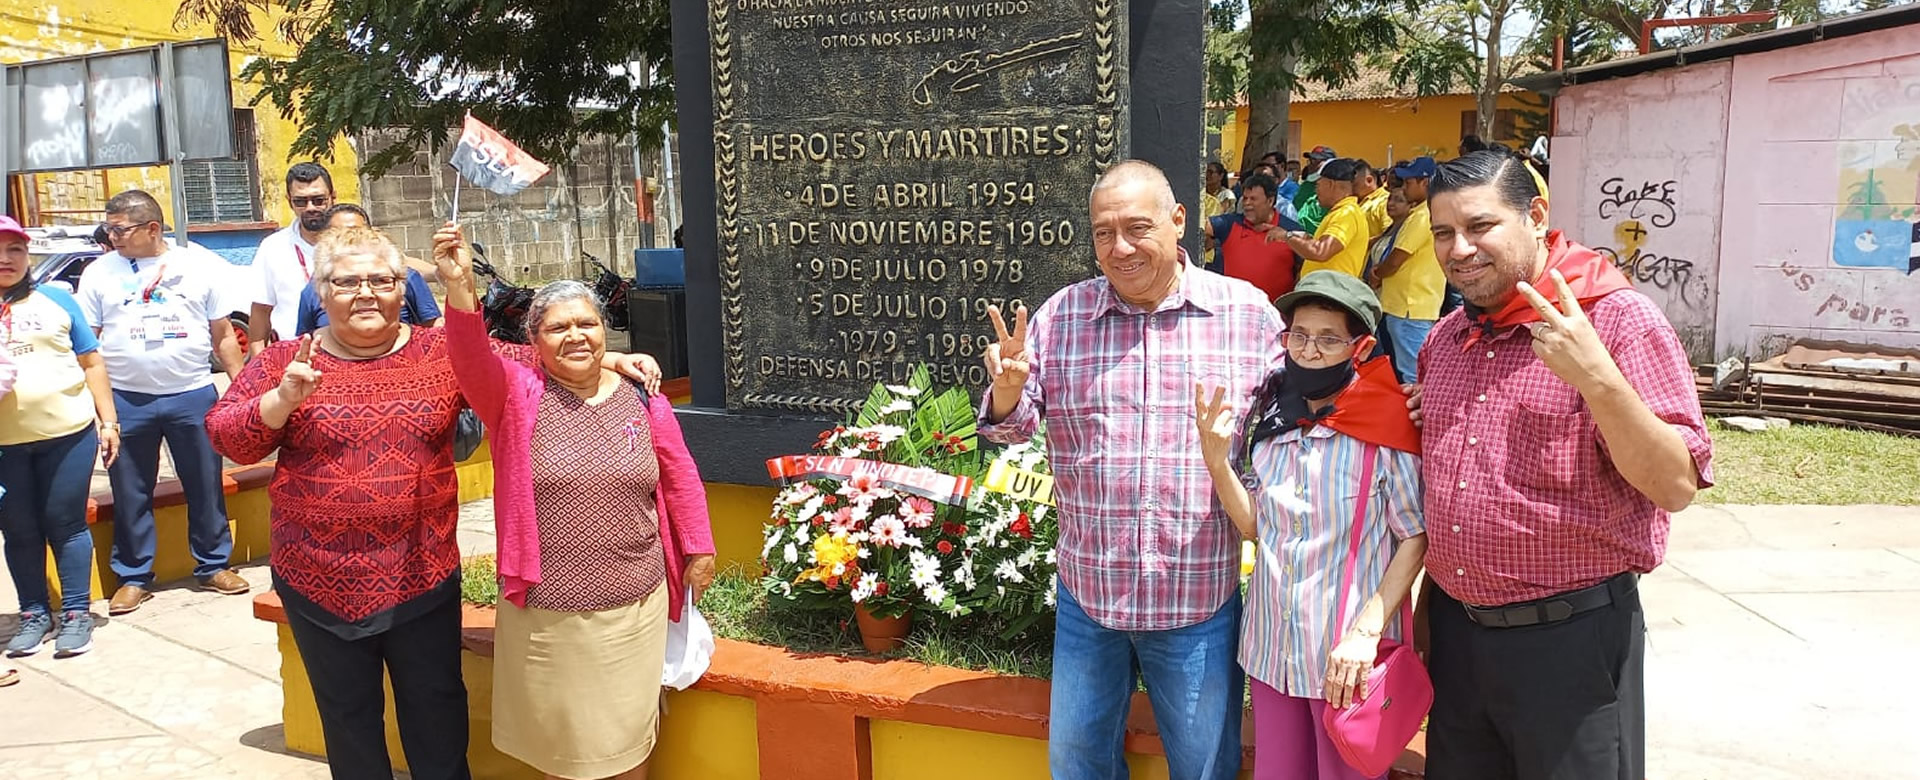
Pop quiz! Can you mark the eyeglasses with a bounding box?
[328,275,400,294]
[1282,330,1364,353]
[103,222,155,238]
[290,196,333,208]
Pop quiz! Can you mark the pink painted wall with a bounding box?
[1550,22,1920,360]
[1549,62,1733,360]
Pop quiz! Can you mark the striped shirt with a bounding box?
[1240,427,1424,699]
[980,262,1285,631]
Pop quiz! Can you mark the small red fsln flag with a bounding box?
[448,114,551,196]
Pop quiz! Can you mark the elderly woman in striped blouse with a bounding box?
[1195,271,1429,780]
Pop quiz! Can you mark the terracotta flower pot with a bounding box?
[854,603,911,654]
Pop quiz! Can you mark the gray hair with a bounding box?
[1090,159,1178,215]
[525,280,607,340]
[310,225,405,294]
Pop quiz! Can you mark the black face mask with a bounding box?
[1244,354,1359,452]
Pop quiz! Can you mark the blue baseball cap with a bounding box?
[1391,156,1437,180]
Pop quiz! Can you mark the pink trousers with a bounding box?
[1250,678,1382,780]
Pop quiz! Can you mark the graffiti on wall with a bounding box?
[1594,177,1710,306]
[1777,261,1911,329]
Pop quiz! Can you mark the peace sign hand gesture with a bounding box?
[1517,269,1624,395]
[982,304,1031,393]
[276,335,324,408]
[1193,383,1237,469]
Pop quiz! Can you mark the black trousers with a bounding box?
[1425,575,1646,780]
[285,595,473,780]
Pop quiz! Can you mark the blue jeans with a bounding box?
[108,385,233,586]
[1381,315,1436,385]
[0,427,100,615]
[1050,580,1245,780]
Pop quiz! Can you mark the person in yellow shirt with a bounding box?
[1282,158,1371,280]
[1356,160,1390,236]
[1365,157,1446,383]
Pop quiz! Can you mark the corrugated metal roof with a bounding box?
[1514,4,1920,93]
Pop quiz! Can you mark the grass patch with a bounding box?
[700,568,1055,679]
[461,554,500,607]
[1701,420,1920,505]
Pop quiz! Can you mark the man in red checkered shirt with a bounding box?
[1414,151,1713,780]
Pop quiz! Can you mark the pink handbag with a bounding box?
[1321,445,1433,777]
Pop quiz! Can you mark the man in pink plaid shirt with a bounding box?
[1415,151,1713,780]
[979,160,1284,779]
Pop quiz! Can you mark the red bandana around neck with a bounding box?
[1464,230,1633,348]
[1313,356,1422,455]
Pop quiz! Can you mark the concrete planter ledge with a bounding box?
[254,591,1425,779]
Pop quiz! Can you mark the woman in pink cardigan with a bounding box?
[432,222,714,780]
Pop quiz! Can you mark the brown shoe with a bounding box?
[108,585,153,615]
[200,569,251,596]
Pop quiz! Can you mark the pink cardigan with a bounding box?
[444,308,713,620]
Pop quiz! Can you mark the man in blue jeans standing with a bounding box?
[78,190,252,614]
[979,160,1284,779]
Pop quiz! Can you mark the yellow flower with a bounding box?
[797,533,862,583]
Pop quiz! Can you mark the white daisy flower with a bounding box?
[850,573,878,603]
[994,560,1026,584]
[782,542,798,564]
[880,398,914,414]
[909,551,941,588]
[884,384,923,397]
[1016,548,1039,568]
[1045,573,1058,606]
[922,581,949,606]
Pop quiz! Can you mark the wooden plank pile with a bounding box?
[1698,343,1920,436]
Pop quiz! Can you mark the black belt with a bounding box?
[1461,573,1638,629]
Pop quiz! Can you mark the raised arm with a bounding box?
[207,342,297,464]
[1195,384,1256,540]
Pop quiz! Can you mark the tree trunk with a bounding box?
[1242,52,1295,167]
[1477,7,1505,142]
[1242,0,1311,167]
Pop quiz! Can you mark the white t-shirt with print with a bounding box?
[252,224,318,341]
[77,245,228,395]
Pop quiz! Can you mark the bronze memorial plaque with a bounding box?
[710,0,1130,413]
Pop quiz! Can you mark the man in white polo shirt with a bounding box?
[248,161,337,355]
[78,190,250,615]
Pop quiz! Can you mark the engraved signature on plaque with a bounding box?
[911,31,1087,106]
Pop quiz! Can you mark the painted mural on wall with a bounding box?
[1832,77,1920,271]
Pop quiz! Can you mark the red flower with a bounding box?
[823,495,837,506]
[932,431,947,441]
[774,515,790,526]
[942,522,967,537]
[936,540,955,555]
[1010,514,1034,539]
[875,582,890,597]
[825,576,841,590]
[811,517,825,527]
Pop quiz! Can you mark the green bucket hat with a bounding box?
[1273,270,1383,335]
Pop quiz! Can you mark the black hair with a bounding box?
[1283,160,1302,173]
[92,223,114,249]
[1205,160,1229,180]
[326,202,371,224]
[105,189,165,226]
[1318,158,1361,183]
[1459,135,1487,154]
[286,162,334,194]
[1262,150,1284,163]
[1487,142,1513,157]
[1241,172,1280,200]
[1429,150,1541,214]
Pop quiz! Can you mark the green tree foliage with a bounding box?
[176,0,675,177]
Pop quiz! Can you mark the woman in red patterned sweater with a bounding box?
[207,226,659,780]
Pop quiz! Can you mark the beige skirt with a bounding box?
[492,584,668,779]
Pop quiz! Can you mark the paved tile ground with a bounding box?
[1,501,1914,779]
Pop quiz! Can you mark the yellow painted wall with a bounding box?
[0,4,358,224]
[1221,93,1536,171]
